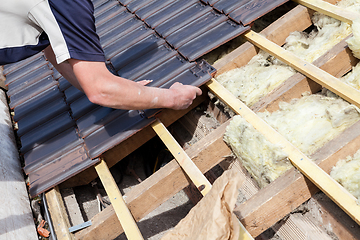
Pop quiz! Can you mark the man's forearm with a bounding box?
[70,59,201,110]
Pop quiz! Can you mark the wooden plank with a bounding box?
[61,188,84,227]
[151,119,212,196]
[311,193,360,239]
[46,186,74,240]
[75,119,232,240]
[234,119,360,237]
[273,213,333,240]
[293,0,360,23]
[213,5,312,75]
[94,159,144,240]
[243,30,360,109]
[61,92,208,188]
[206,78,360,225]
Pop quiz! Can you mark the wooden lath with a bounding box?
[94,159,144,240]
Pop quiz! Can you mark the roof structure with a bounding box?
[3,0,289,197]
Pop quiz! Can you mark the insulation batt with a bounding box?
[224,95,360,188]
[285,0,360,62]
[216,51,296,107]
[339,61,360,90]
[330,149,360,202]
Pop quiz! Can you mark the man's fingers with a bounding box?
[195,87,202,96]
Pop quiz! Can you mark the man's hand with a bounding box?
[169,82,202,110]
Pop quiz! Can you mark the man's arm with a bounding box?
[69,59,202,110]
[44,46,202,110]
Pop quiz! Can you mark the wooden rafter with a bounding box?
[45,186,74,240]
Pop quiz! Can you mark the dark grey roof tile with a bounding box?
[127,0,150,13]
[84,110,154,158]
[20,112,75,153]
[28,144,96,198]
[135,0,176,20]
[4,56,47,85]
[110,34,166,72]
[70,95,99,120]
[94,0,119,17]
[64,86,86,104]
[9,76,58,109]
[117,44,177,80]
[229,0,289,25]
[58,76,72,92]
[103,25,155,60]
[16,98,69,137]
[7,65,53,96]
[134,55,196,85]
[95,4,127,26]
[2,52,44,76]
[13,85,63,120]
[166,11,228,49]
[178,20,250,61]
[23,128,83,175]
[155,3,212,38]
[100,17,143,48]
[144,0,198,28]
[96,10,133,36]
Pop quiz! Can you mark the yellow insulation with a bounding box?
[330,149,360,201]
[224,95,360,188]
[221,0,360,196]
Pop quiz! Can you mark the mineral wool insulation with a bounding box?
[224,95,360,188]
[331,149,360,201]
[216,0,360,107]
[221,0,360,196]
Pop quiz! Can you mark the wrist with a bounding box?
[162,88,177,109]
